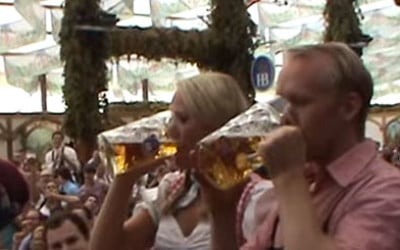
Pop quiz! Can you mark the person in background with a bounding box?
[381,144,394,164]
[83,195,98,217]
[42,173,81,211]
[34,169,55,212]
[15,209,41,250]
[0,159,30,250]
[37,181,63,218]
[73,205,95,230]
[30,225,45,250]
[44,211,89,250]
[94,162,110,185]
[45,131,80,174]
[38,169,53,191]
[79,164,108,214]
[21,157,42,206]
[12,149,27,171]
[54,167,80,196]
[87,150,101,168]
[391,145,400,168]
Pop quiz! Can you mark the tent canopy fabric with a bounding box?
[0,0,399,113]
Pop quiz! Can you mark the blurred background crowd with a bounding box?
[0,131,173,250]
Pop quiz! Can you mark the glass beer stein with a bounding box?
[195,102,282,190]
[98,111,177,177]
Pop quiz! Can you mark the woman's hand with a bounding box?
[189,143,249,213]
[193,167,246,250]
[193,168,248,213]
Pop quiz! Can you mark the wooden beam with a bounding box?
[38,74,48,113]
[0,122,5,133]
[0,1,14,6]
[142,78,149,102]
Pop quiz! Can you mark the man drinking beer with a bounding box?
[203,42,400,250]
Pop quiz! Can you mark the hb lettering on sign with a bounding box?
[256,72,270,88]
[251,55,275,91]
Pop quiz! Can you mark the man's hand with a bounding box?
[257,126,306,179]
[44,189,56,200]
[13,231,26,247]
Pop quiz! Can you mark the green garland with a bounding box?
[60,0,256,148]
[208,0,257,99]
[324,0,362,43]
[323,0,369,56]
[110,28,209,64]
[60,0,112,146]
[110,0,257,99]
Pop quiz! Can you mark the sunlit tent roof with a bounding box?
[0,0,399,113]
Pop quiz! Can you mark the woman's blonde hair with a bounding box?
[176,72,250,130]
[161,73,250,215]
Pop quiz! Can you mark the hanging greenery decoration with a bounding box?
[60,0,256,159]
[208,0,258,99]
[323,0,372,56]
[110,0,257,98]
[60,0,117,151]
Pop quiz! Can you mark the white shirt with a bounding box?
[136,172,211,249]
[153,216,211,250]
[44,146,80,172]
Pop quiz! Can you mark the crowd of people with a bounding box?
[0,130,172,250]
[381,144,400,167]
[1,42,400,250]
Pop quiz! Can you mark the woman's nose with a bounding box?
[280,105,295,126]
[166,122,179,141]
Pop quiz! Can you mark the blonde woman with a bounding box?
[91,72,250,250]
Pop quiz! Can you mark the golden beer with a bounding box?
[104,141,177,175]
[196,136,264,190]
[98,111,176,177]
[195,102,281,190]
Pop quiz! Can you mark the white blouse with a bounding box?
[136,172,211,249]
[153,215,210,250]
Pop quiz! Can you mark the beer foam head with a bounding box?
[199,102,281,144]
[98,111,172,144]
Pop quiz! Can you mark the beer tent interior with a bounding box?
[0,0,399,159]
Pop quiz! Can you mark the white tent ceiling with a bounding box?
[0,0,399,113]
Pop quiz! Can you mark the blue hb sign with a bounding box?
[251,55,275,91]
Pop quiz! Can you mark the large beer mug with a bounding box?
[98,111,177,177]
[195,101,283,190]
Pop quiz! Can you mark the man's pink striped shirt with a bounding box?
[242,140,400,250]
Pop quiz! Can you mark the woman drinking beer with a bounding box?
[91,72,252,249]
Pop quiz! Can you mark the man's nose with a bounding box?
[61,244,70,250]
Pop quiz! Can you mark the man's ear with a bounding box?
[340,92,362,122]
